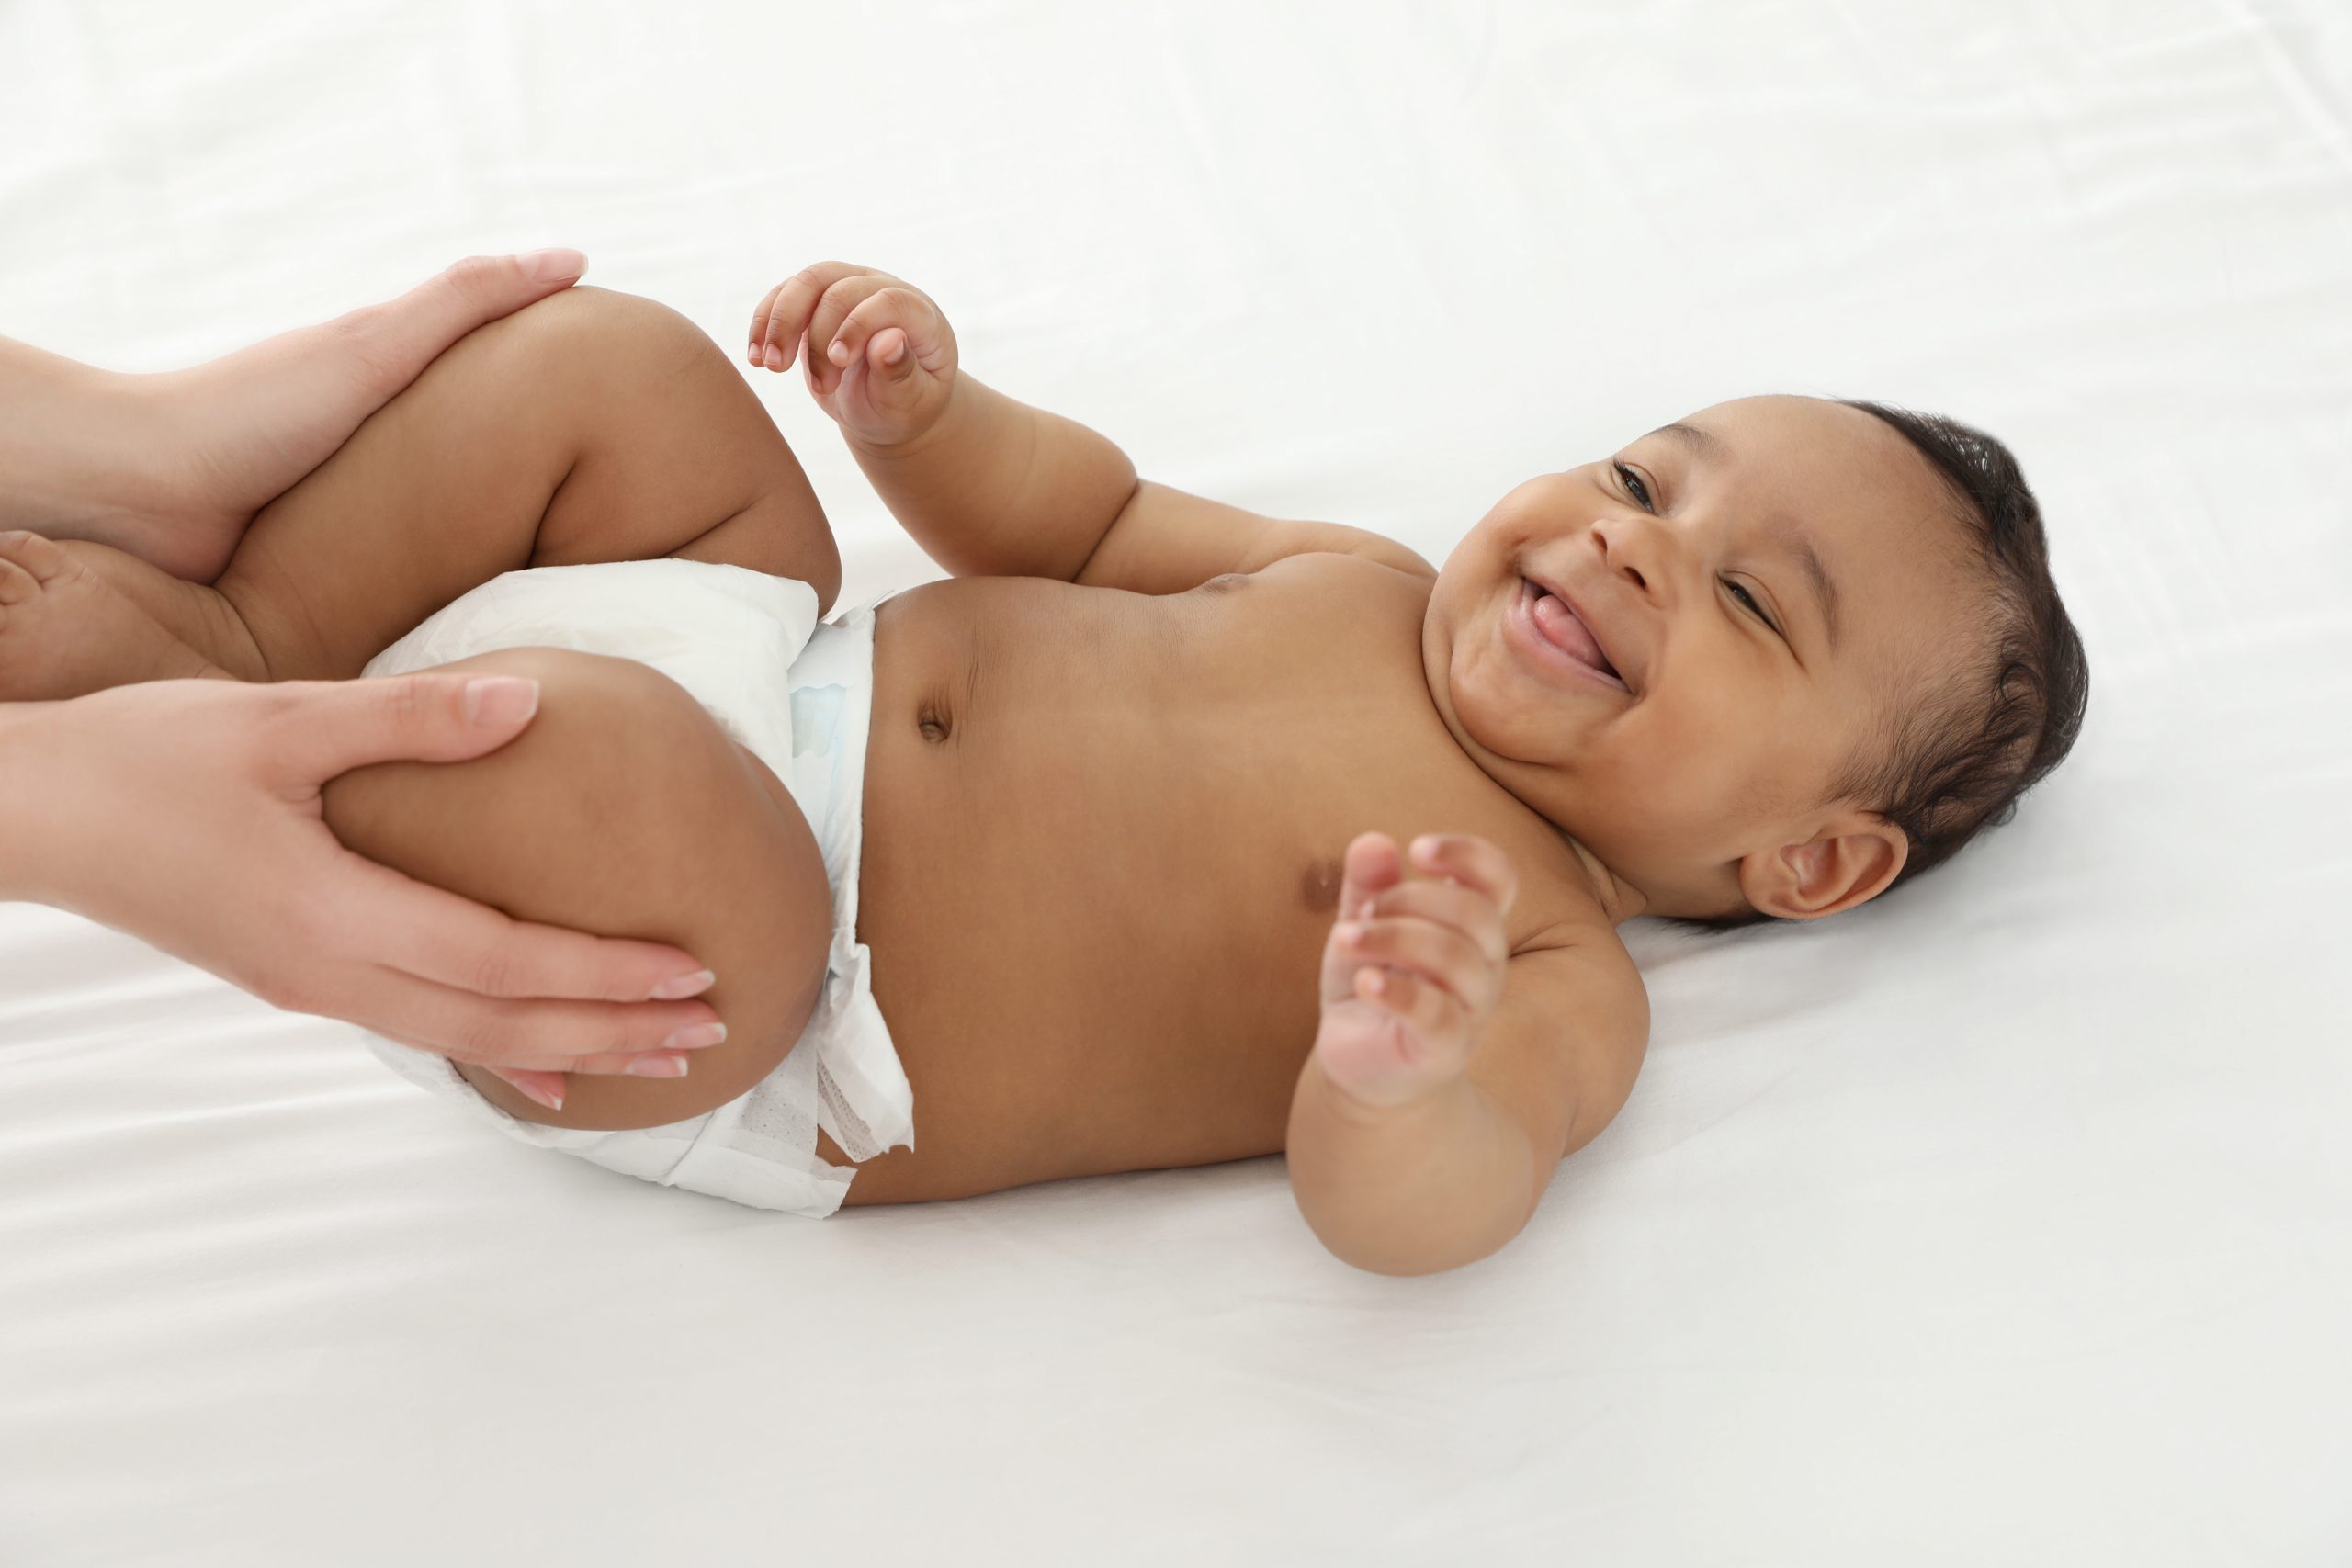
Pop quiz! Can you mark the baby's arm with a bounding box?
[747,262,1433,591]
[1286,832,1649,1277]
[749,263,1136,581]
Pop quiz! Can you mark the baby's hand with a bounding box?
[746,262,959,448]
[1313,831,1519,1111]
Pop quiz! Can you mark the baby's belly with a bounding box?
[835,565,1455,1206]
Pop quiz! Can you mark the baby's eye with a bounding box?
[1724,578,1780,634]
[1611,462,1652,510]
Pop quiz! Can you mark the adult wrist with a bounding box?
[0,701,63,902]
[0,344,149,533]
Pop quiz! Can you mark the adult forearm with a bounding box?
[1286,1055,1540,1277]
[846,371,1137,581]
[0,701,62,901]
[0,335,149,533]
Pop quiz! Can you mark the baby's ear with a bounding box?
[1736,813,1906,920]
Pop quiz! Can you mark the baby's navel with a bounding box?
[1299,854,1345,915]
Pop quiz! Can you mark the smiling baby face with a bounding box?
[1423,394,1990,923]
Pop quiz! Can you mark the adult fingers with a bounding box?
[392,1027,708,1085]
[477,1063,571,1111]
[266,671,548,784]
[258,675,720,1005]
[373,1033,573,1113]
[326,967,720,1070]
[343,251,587,400]
[311,846,718,1009]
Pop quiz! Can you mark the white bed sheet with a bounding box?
[4,2,2348,1562]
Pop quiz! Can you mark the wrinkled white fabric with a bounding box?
[361,560,915,1216]
[4,3,2349,1563]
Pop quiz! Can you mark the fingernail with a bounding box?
[519,246,587,283]
[524,1081,565,1111]
[829,339,851,365]
[649,968,716,1000]
[1353,898,1377,920]
[627,1056,690,1078]
[1364,969,1387,996]
[764,344,784,371]
[1336,922,1364,944]
[882,337,906,365]
[661,1022,728,1052]
[463,675,539,727]
[748,342,762,365]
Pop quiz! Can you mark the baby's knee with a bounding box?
[415,646,739,829]
[336,649,695,835]
[495,285,723,387]
[324,648,837,1130]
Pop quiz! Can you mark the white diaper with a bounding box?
[357,558,914,1218]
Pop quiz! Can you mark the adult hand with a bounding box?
[11,249,590,582]
[1,673,720,1111]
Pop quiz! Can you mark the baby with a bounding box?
[0,264,2088,1274]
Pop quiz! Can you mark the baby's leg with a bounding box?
[323,645,840,1135]
[23,287,841,693]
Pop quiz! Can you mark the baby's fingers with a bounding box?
[746,280,786,366]
[1335,831,1404,923]
[826,288,951,378]
[1329,911,1497,1017]
[750,261,867,373]
[1351,964,1470,1065]
[803,274,907,395]
[1314,972,1473,1109]
[1404,832,1519,918]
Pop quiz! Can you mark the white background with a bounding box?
[3,2,2348,1562]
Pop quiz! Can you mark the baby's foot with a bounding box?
[0,531,233,701]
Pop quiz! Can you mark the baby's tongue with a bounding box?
[1532,590,1611,674]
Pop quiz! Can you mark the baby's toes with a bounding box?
[0,532,74,629]
[0,529,77,589]
[0,550,33,612]
[0,530,68,609]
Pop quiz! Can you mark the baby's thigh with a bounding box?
[514,288,843,614]
[321,646,835,1131]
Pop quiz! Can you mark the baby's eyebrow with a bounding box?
[1764,513,1843,652]
[1645,420,1732,466]
[1645,420,1843,653]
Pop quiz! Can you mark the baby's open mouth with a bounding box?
[1519,578,1627,689]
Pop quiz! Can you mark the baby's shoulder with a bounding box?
[1482,820,1629,959]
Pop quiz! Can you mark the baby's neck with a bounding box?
[1563,837,1648,925]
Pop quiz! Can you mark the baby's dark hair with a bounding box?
[1672,399,2091,933]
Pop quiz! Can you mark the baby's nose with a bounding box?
[1591,518,1651,592]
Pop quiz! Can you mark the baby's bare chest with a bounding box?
[836,558,1585,1204]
